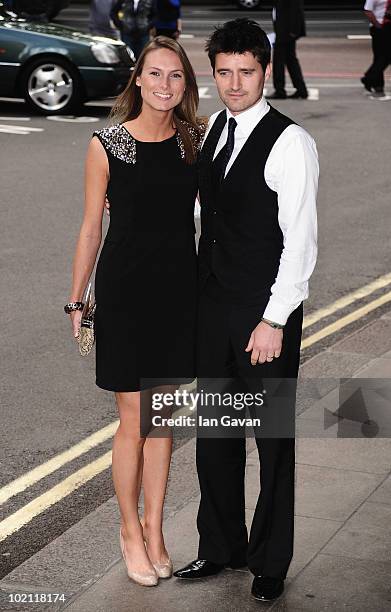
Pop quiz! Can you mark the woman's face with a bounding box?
[136,48,186,113]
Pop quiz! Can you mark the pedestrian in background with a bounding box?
[111,0,157,59]
[267,0,308,100]
[155,0,181,39]
[89,0,119,39]
[361,0,391,95]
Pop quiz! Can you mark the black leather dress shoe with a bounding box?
[266,91,287,100]
[173,559,224,579]
[251,576,284,601]
[361,77,373,92]
[288,90,308,99]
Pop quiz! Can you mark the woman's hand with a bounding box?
[70,310,82,340]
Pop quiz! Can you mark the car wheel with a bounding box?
[237,0,262,9]
[20,56,83,115]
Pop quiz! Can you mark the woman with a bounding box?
[65,37,205,586]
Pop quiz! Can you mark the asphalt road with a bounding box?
[0,4,390,583]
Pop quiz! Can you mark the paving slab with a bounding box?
[294,463,383,521]
[322,500,391,563]
[296,438,391,474]
[269,553,391,612]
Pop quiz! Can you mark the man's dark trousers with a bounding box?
[272,0,307,96]
[196,288,303,578]
[273,38,307,96]
[364,24,391,90]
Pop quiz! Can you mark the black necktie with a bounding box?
[212,117,237,185]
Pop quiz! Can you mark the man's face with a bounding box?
[214,51,271,115]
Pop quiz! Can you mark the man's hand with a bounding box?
[245,321,283,366]
[105,196,110,216]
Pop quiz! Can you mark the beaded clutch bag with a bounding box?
[78,283,96,356]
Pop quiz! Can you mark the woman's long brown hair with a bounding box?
[109,36,202,163]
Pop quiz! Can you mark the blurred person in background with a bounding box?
[267,0,308,100]
[111,0,157,59]
[361,0,391,95]
[155,0,181,39]
[89,0,120,39]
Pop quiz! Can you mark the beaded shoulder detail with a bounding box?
[93,120,207,163]
[175,119,208,159]
[92,123,136,164]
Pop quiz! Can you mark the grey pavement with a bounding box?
[1,311,391,611]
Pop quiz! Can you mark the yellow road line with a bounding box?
[302,290,391,349]
[0,451,112,542]
[303,272,391,329]
[0,422,118,505]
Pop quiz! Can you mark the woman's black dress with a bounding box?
[92,122,201,392]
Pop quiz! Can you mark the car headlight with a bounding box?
[91,43,120,64]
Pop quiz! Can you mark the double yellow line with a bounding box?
[1,272,391,542]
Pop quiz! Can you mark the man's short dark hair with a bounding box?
[206,18,271,73]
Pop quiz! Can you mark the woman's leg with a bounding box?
[113,390,155,574]
[141,386,175,563]
[142,435,173,562]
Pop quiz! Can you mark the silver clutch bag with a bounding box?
[78,282,96,356]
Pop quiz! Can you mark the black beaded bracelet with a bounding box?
[64,302,84,314]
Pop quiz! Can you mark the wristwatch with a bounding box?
[64,301,84,314]
[261,317,285,330]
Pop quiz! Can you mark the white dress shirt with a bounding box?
[201,96,319,326]
[364,0,388,23]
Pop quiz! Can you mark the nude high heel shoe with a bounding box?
[140,518,173,579]
[119,527,158,587]
[152,558,173,579]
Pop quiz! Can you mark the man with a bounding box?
[361,0,391,95]
[173,19,318,603]
[110,0,156,59]
[267,0,308,99]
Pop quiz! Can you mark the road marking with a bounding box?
[302,290,391,349]
[46,116,100,123]
[369,94,391,101]
[0,452,112,542]
[0,124,44,134]
[263,87,319,100]
[303,272,391,329]
[0,422,118,505]
[0,117,31,121]
[179,34,194,39]
[198,87,211,99]
[347,34,371,40]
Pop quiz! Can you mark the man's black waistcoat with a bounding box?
[198,105,295,305]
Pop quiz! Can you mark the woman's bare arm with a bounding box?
[69,137,109,302]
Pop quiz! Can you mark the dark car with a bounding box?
[0,2,135,114]
[7,1,70,20]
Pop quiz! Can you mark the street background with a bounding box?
[0,3,390,611]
